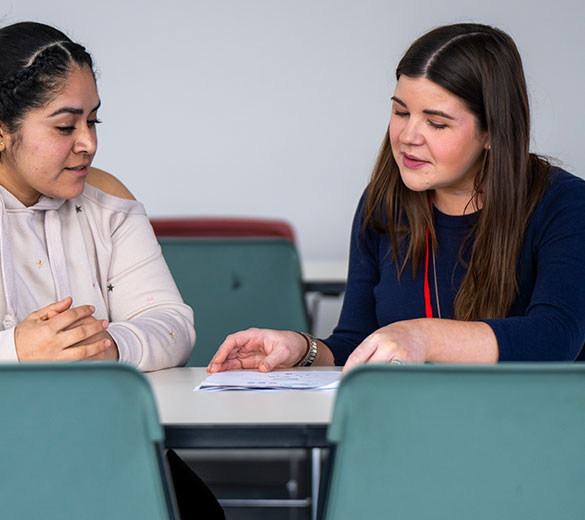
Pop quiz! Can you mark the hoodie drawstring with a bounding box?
[0,197,17,329]
[0,196,69,330]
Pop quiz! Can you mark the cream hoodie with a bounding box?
[0,183,195,371]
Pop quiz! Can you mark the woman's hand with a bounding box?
[14,297,113,361]
[343,320,427,375]
[66,315,119,361]
[208,328,308,373]
[342,318,499,374]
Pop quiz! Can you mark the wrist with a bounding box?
[293,332,318,366]
[105,332,120,360]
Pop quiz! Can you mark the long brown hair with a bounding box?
[363,23,551,320]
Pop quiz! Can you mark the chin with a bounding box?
[56,181,87,200]
[399,171,433,193]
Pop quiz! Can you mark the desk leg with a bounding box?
[311,448,321,520]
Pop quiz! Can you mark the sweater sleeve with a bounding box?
[482,172,585,361]
[0,326,18,362]
[322,193,381,365]
[98,204,195,372]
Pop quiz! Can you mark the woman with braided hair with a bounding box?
[0,21,224,518]
[209,22,585,375]
[0,22,196,368]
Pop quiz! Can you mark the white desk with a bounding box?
[145,366,340,449]
[302,260,348,284]
[302,260,348,296]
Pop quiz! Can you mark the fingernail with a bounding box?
[102,320,109,328]
[89,305,95,313]
[104,340,111,347]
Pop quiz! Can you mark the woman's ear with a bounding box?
[478,129,490,151]
[0,124,11,155]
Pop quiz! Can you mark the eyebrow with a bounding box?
[48,101,101,118]
[391,96,456,121]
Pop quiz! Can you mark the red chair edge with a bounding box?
[149,217,296,243]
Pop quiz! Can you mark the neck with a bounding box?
[432,189,482,216]
[0,166,41,207]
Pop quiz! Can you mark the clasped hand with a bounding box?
[14,297,118,361]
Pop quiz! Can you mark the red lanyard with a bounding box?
[424,225,433,318]
[424,193,433,318]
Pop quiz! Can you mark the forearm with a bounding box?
[345,317,499,371]
[106,214,196,370]
[415,318,499,363]
[482,312,584,361]
[108,305,195,371]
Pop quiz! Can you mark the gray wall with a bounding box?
[2,0,584,262]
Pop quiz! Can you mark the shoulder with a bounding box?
[528,167,585,240]
[350,186,387,261]
[546,167,585,190]
[352,187,372,236]
[86,167,135,201]
[538,167,585,210]
[78,168,145,217]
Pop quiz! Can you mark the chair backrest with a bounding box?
[157,237,309,366]
[150,216,296,243]
[0,363,177,520]
[324,364,585,520]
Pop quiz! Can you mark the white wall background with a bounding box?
[2,0,584,264]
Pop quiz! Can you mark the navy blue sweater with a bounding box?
[323,168,585,365]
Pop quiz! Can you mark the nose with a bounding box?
[73,125,97,156]
[399,117,425,146]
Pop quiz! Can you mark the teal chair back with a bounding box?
[158,237,309,366]
[324,364,585,520]
[0,363,177,520]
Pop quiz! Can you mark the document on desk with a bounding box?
[195,370,341,391]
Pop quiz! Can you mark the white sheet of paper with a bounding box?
[194,370,341,391]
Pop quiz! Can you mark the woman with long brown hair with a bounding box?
[209,22,585,373]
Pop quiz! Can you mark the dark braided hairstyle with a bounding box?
[0,22,94,133]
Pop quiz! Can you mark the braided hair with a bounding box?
[0,22,94,133]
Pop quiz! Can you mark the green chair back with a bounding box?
[324,364,585,520]
[158,237,309,366]
[0,363,177,520]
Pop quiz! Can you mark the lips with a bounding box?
[401,152,430,169]
[64,162,90,174]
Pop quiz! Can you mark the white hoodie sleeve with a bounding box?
[0,326,18,362]
[82,188,195,372]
